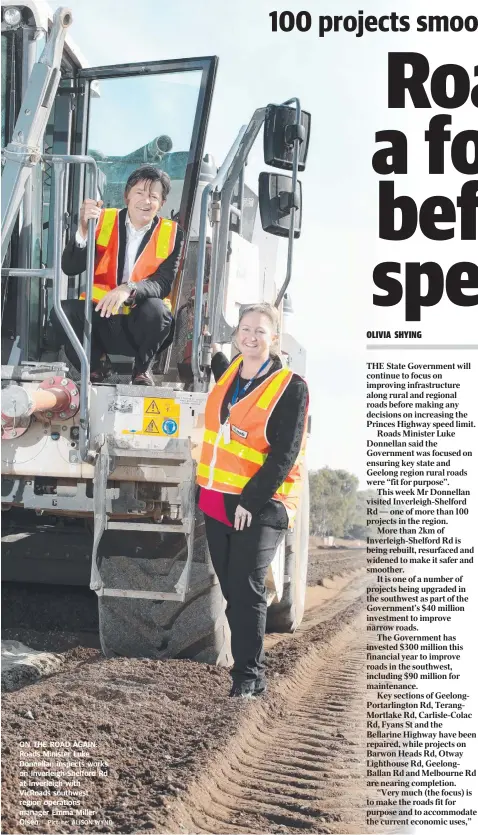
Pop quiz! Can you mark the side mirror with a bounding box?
[263,105,311,172]
[258,172,302,238]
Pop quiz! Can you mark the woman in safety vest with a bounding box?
[197,303,309,697]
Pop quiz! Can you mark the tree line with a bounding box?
[308,468,375,540]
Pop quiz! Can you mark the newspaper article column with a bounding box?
[364,26,478,835]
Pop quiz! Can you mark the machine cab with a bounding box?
[1,1,217,366]
[1,4,311,660]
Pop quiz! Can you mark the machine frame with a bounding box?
[1,3,309,660]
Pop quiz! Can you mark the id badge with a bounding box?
[222,421,231,445]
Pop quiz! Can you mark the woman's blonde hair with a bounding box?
[233,303,281,356]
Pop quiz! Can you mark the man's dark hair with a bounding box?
[124,165,171,200]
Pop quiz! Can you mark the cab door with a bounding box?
[44,55,217,318]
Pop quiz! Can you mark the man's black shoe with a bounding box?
[90,354,112,384]
[90,368,107,384]
[99,354,113,377]
[131,368,154,386]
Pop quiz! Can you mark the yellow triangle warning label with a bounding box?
[145,400,160,414]
[144,419,160,434]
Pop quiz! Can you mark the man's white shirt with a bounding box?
[75,214,154,283]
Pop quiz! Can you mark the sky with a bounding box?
[57,0,477,486]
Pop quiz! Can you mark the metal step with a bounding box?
[105,521,185,533]
[96,375,183,387]
[90,440,196,603]
[1,362,69,381]
[56,349,184,389]
[97,587,186,601]
[111,448,188,461]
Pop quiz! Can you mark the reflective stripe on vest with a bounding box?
[130,217,177,284]
[202,429,267,466]
[257,368,291,409]
[197,463,298,495]
[197,463,250,490]
[156,218,176,259]
[216,354,242,386]
[96,207,117,248]
[197,355,307,527]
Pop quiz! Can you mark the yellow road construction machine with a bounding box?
[1,2,311,660]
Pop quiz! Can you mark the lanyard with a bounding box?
[229,359,270,410]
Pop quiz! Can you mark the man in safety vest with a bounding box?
[50,165,183,385]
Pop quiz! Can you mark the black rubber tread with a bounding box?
[97,524,232,665]
[1,510,93,586]
[98,578,231,663]
[266,474,310,633]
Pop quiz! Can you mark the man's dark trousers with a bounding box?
[204,516,285,685]
[50,297,173,373]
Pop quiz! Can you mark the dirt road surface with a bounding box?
[2,546,367,834]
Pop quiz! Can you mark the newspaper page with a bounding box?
[1,1,476,834]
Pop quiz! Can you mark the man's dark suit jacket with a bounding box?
[61,208,184,303]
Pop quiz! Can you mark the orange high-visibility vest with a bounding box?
[80,208,177,309]
[197,355,308,527]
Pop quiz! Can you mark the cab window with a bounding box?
[86,71,202,221]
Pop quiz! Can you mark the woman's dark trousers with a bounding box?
[204,516,285,685]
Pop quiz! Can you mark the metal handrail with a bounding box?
[2,152,98,459]
[208,109,266,341]
[1,8,73,263]
[1,269,54,278]
[47,153,98,461]
[187,98,303,384]
[192,126,247,386]
[274,97,302,308]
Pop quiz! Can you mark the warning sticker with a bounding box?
[144,419,160,434]
[143,398,179,418]
[145,400,160,415]
[136,398,181,437]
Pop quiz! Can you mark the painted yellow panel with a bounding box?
[141,398,180,437]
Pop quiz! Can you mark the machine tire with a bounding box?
[266,473,309,633]
[97,523,231,665]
